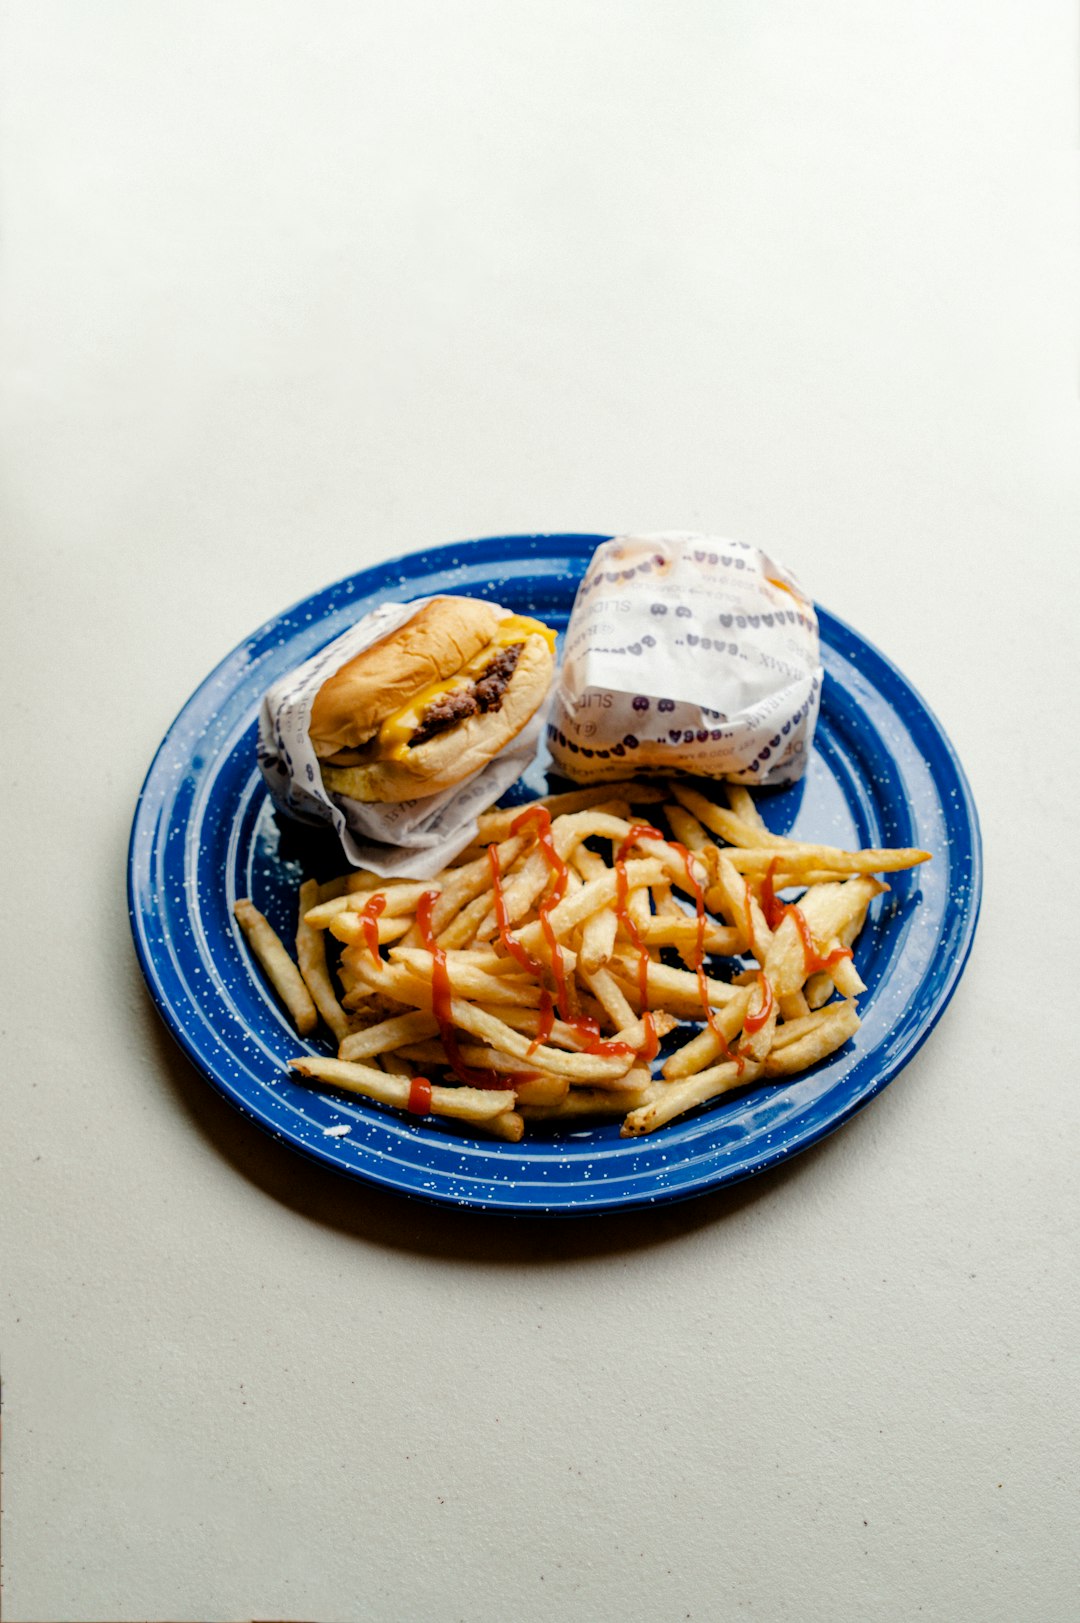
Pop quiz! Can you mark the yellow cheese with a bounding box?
[490,614,558,653]
[372,616,555,760]
[375,676,470,759]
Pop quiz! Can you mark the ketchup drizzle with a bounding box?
[760,857,786,931]
[529,989,556,1056]
[613,824,665,1063]
[742,972,775,1035]
[487,845,546,980]
[407,1076,433,1114]
[488,831,631,1058]
[509,806,573,1019]
[416,888,522,1090]
[359,891,387,967]
[668,839,735,1055]
[787,905,853,977]
[742,878,762,961]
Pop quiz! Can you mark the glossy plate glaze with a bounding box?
[128,534,981,1214]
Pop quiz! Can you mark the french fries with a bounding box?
[233,898,318,1036]
[235,781,930,1139]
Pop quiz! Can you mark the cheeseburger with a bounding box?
[309,596,556,803]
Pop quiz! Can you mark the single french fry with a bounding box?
[581,966,637,1030]
[234,898,317,1036]
[436,892,492,950]
[379,1050,414,1077]
[635,915,742,955]
[725,784,770,833]
[290,1057,514,1121]
[570,845,609,884]
[622,1058,764,1136]
[709,854,773,960]
[326,913,411,948]
[448,949,536,977]
[579,903,619,973]
[661,988,753,1079]
[450,1006,639,1082]
[770,1005,847,1050]
[483,1111,525,1142]
[763,1001,861,1075]
[521,1079,659,1121]
[663,802,713,854]
[712,845,929,877]
[508,1075,570,1107]
[804,972,835,1010]
[736,974,778,1064]
[295,879,351,1043]
[338,1010,440,1062]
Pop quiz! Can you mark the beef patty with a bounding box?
[410,642,524,746]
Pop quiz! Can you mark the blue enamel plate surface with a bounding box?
[128,534,981,1214]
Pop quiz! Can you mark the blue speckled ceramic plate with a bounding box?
[128,534,981,1213]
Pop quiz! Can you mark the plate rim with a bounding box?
[128,533,983,1214]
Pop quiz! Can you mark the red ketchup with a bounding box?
[742,972,774,1036]
[756,858,852,976]
[487,843,556,1055]
[510,806,573,1019]
[669,840,741,1071]
[499,808,635,1060]
[742,877,763,961]
[359,891,387,967]
[760,857,787,931]
[407,1076,433,1114]
[787,905,853,977]
[416,888,523,1090]
[613,824,666,1065]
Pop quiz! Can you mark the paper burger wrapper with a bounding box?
[548,533,822,788]
[257,597,548,878]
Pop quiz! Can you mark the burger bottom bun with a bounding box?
[319,633,554,804]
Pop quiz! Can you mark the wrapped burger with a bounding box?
[258,595,556,876]
[548,532,822,787]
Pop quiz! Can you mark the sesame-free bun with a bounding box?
[319,632,554,803]
[308,596,503,761]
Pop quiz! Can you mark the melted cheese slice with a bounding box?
[373,615,555,760]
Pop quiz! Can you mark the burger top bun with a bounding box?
[308,596,502,760]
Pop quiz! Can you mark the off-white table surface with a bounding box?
[3,5,1078,1620]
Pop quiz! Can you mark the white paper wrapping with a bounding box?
[548,533,822,787]
[257,597,549,878]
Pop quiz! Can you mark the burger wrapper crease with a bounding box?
[258,597,548,878]
[548,533,822,787]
